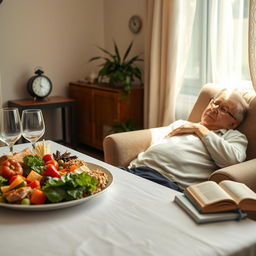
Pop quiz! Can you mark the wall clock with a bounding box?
[128,15,142,34]
[27,69,52,100]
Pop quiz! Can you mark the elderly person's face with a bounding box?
[201,92,241,130]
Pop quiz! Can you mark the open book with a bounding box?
[185,180,256,214]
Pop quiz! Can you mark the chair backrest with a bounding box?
[188,83,256,160]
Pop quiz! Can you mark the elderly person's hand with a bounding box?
[167,123,209,139]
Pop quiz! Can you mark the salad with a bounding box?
[0,143,108,205]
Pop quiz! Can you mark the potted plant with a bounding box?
[109,119,141,134]
[89,41,143,94]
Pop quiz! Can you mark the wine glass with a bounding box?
[21,109,45,151]
[0,108,22,155]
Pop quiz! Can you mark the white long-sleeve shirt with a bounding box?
[129,120,248,189]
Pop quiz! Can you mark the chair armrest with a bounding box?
[209,159,256,192]
[103,126,169,167]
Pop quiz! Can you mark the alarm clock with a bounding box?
[27,69,52,99]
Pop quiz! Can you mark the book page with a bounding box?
[220,180,256,205]
[186,181,234,208]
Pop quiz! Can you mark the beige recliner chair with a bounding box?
[103,84,256,191]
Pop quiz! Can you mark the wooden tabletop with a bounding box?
[8,96,75,107]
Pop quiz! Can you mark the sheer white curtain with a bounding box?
[144,0,196,128]
[249,0,256,91]
[208,0,250,87]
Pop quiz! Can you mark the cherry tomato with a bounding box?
[42,164,61,178]
[1,159,23,180]
[42,154,54,163]
[45,159,59,169]
[82,192,88,197]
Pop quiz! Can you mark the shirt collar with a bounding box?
[213,129,227,135]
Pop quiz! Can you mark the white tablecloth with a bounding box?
[0,141,256,256]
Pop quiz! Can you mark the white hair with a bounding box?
[214,89,249,122]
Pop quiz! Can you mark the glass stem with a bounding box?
[32,142,36,152]
[9,144,14,155]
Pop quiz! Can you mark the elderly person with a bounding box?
[119,89,249,192]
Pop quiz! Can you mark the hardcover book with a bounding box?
[174,193,247,224]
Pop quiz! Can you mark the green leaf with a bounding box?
[110,119,141,133]
[0,176,8,187]
[125,55,143,66]
[43,187,67,203]
[113,41,121,64]
[42,172,99,203]
[66,188,84,200]
[97,46,115,60]
[88,56,102,62]
[133,67,142,81]
[23,155,45,176]
[123,41,133,63]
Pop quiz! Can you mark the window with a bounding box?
[176,0,251,120]
[181,0,207,96]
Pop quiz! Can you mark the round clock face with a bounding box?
[32,76,51,98]
[129,15,142,34]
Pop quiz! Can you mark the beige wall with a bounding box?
[0,0,145,141]
[0,0,104,104]
[103,0,145,66]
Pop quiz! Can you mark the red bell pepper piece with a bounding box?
[42,164,61,178]
[28,180,41,189]
[45,159,59,169]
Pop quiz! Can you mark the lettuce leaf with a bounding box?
[23,155,45,176]
[42,172,98,203]
[0,176,8,187]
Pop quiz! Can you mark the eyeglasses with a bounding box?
[209,99,238,121]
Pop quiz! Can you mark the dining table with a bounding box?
[1,140,256,256]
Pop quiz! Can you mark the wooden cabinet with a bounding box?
[69,82,143,150]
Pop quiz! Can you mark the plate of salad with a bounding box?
[0,144,113,211]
